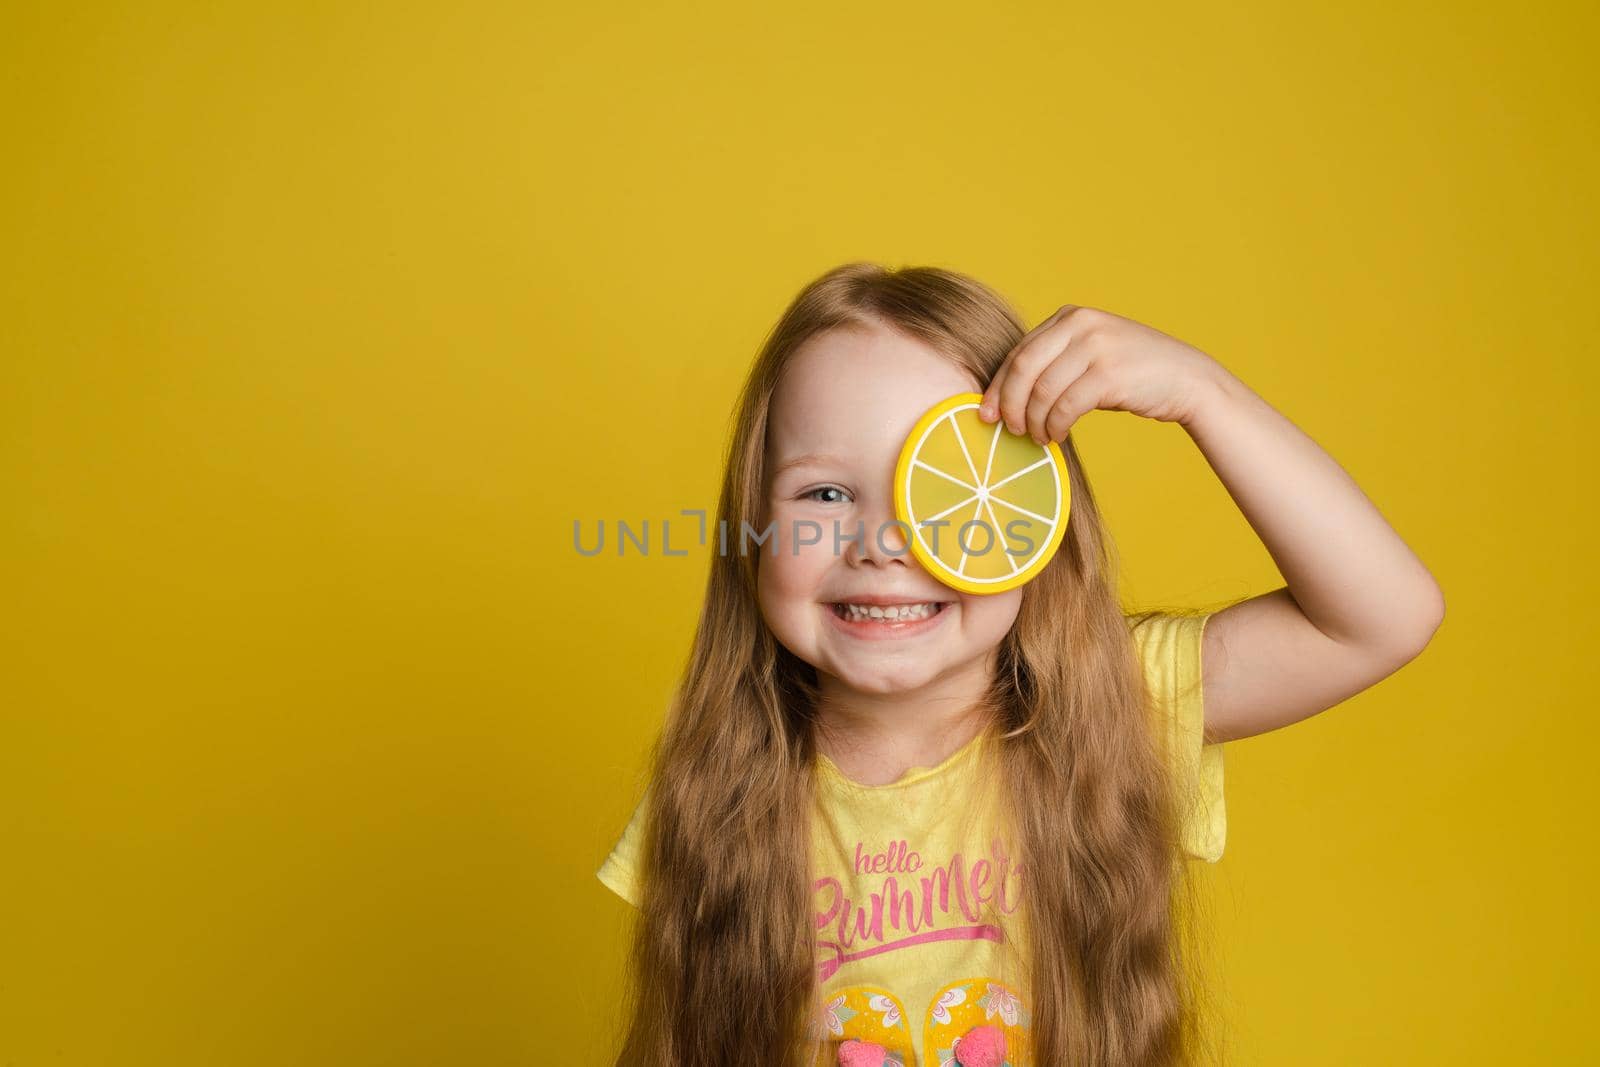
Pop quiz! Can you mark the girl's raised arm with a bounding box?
[979,304,1445,744]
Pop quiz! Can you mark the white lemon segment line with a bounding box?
[985,492,1054,525]
[949,412,982,486]
[956,496,985,578]
[921,491,983,526]
[987,454,1053,492]
[911,459,979,495]
[982,497,1021,575]
[981,419,1001,486]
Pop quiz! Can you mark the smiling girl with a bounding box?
[596,262,1444,1066]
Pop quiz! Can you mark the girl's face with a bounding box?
[758,323,1023,698]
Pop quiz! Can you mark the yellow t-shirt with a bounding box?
[596,611,1225,1066]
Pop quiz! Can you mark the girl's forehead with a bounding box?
[768,328,980,446]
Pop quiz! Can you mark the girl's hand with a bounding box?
[978,305,1223,443]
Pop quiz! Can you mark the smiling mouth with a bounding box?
[827,601,949,623]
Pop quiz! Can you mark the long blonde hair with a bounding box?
[615,262,1221,1065]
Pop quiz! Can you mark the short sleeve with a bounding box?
[596,789,648,908]
[1128,611,1227,863]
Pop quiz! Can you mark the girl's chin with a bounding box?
[825,666,942,697]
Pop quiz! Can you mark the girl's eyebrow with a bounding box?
[771,451,847,478]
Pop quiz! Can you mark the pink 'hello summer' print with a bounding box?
[813,838,1025,981]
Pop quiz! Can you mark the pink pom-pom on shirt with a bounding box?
[953,1024,1007,1067]
[836,1038,888,1067]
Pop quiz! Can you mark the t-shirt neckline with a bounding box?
[814,725,992,792]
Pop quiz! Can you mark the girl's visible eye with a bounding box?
[802,485,852,505]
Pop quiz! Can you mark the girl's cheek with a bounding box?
[962,592,1024,640]
[756,527,829,598]
[764,512,833,568]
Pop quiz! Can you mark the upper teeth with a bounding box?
[838,602,939,620]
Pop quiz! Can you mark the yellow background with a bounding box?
[2,1,1594,1062]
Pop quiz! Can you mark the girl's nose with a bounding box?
[842,508,909,567]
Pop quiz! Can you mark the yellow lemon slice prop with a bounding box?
[892,392,1071,595]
